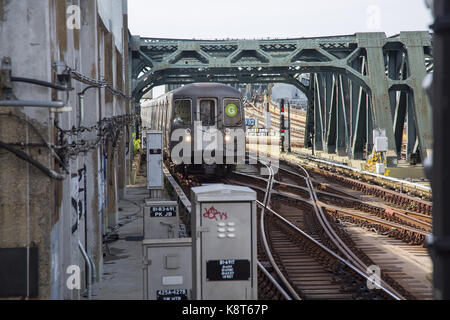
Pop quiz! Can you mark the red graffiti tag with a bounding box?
[203,206,228,221]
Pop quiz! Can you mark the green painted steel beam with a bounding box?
[130,32,433,164]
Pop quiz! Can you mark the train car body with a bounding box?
[141,83,245,174]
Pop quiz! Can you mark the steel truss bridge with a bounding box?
[130,32,432,164]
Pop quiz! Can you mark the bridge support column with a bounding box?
[357,33,398,166]
[313,74,324,151]
[400,32,433,161]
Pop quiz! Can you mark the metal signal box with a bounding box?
[144,200,180,239]
[190,184,257,300]
[142,238,192,300]
[374,136,389,153]
[146,131,163,190]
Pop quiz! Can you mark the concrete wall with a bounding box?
[0,0,130,299]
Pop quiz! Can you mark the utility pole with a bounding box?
[428,0,450,300]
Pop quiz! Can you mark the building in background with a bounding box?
[271,83,308,107]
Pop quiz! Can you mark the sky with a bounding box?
[128,0,433,96]
[128,0,432,39]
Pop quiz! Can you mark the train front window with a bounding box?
[199,99,216,126]
[173,99,192,126]
[224,99,242,126]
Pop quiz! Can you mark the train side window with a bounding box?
[199,99,216,126]
[173,99,192,126]
[224,99,242,126]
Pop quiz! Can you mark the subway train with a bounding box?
[141,83,246,174]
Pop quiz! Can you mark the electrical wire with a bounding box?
[68,68,133,101]
[1,69,137,180]
[10,77,69,91]
[0,140,65,180]
[0,112,68,172]
[55,114,138,160]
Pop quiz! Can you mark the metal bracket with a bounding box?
[196,226,210,238]
[143,258,152,267]
[0,58,72,112]
[197,226,210,233]
[0,57,13,100]
[54,61,72,88]
[50,106,72,113]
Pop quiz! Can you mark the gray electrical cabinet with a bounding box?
[142,238,192,300]
[144,200,179,239]
[147,131,163,190]
[191,184,257,300]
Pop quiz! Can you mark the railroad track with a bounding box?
[288,152,432,204]
[229,159,407,300]
[228,159,434,299]
[165,157,431,299]
[259,206,387,300]
[275,165,432,242]
[231,167,430,245]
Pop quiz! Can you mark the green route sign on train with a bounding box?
[225,104,238,117]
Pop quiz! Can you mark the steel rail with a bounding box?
[257,261,292,300]
[231,173,430,237]
[256,200,401,300]
[319,202,431,236]
[273,165,432,230]
[240,157,403,299]
[292,150,432,193]
[231,169,430,235]
[295,163,406,299]
[254,157,302,300]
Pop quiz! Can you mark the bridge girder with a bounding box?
[130,32,433,164]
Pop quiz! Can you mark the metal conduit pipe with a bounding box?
[78,240,92,300]
[0,100,65,108]
[88,256,97,283]
[10,77,69,91]
[78,85,98,127]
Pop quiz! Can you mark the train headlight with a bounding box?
[225,128,231,135]
[225,135,232,142]
[185,129,192,142]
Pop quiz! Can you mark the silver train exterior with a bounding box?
[141,83,246,171]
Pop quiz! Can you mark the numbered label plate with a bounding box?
[156,289,188,301]
[150,206,177,217]
[206,259,251,281]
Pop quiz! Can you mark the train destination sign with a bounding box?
[150,206,177,217]
[156,289,188,300]
[206,259,251,281]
